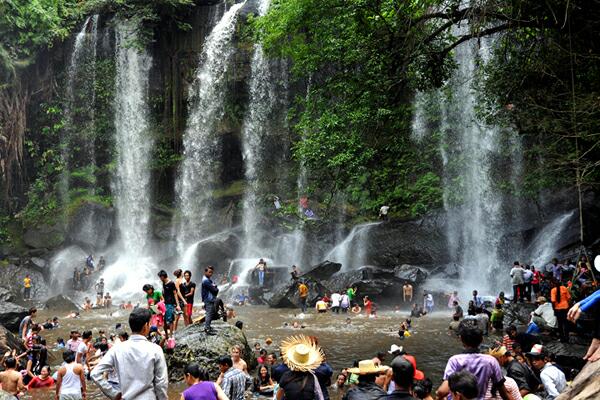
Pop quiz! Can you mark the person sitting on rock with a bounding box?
[530,296,557,331]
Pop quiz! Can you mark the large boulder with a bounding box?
[362,216,451,267]
[393,264,428,284]
[503,303,537,327]
[45,295,80,312]
[185,231,241,272]
[265,277,330,308]
[0,287,14,303]
[301,261,342,281]
[167,322,255,381]
[321,266,404,303]
[67,201,114,250]
[557,359,600,400]
[23,223,65,249]
[0,264,48,300]
[0,324,25,355]
[0,302,28,332]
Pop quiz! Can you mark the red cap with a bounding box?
[403,355,425,380]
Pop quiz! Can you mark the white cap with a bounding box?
[388,344,403,354]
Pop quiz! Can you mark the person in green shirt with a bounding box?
[347,287,357,306]
[490,303,504,333]
[143,284,163,314]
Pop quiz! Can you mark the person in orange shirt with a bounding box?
[551,281,571,342]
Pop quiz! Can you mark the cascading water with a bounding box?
[527,211,576,268]
[101,22,155,297]
[240,0,292,263]
[412,31,526,294]
[325,222,380,272]
[61,15,99,206]
[176,2,246,251]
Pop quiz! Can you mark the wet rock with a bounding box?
[0,324,25,355]
[0,264,48,300]
[25,257,47,273]
[265,277,330,308]
[302,261,342,281]
[393,264,428,284]
[363,216,451,267]
[544,341,587,379]
[167,322,255,381]
[0,287,14,303]
[187,231,241,272]
[0,302,28,332]
[319,266,405,303]
[67,201,114,250]
[556,359,600,400]
[23,223,65,249]
[503,302,536,326]
[44,295,80,312]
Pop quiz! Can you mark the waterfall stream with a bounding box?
[61,15,99,206]
[101,22,156,297]
[176,2,246,251]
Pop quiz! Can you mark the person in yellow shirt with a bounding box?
[298,282,309,313]
[315,298,328,313]
[23,274,32,300]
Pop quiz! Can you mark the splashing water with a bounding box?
[325,222,381,272]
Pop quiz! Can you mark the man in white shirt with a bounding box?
[531,296,557,330]
[330,292,341,313]
[527,345,565,400]
[91,308,168,400]
[510,262,525,303]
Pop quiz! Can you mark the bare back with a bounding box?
[0,369,24,395]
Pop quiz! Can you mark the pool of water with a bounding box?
[24,305,467,399]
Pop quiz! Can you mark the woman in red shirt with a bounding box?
[363,296,373,316]
[27,366,55,390]
[551,281,571,342]
[531,267,541,297]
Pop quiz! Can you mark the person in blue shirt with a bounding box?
[202,266,219,335]
[568,288,600,362]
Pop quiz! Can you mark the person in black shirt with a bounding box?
[181,270,196,326]
[158,270,179,336]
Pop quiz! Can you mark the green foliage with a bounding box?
[258,0,450,218]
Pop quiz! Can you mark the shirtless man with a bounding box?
[0,357,26,397]
[403,282,413,303]
[230,345,248,373]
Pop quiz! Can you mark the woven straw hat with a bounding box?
[281,335,324,372]
[347,359,389,375]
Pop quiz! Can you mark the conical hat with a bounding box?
[280,335,324,372]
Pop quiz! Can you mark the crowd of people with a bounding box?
[2,253,600,400]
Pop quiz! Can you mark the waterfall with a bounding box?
[61,15,99,206]
[241,0,289,257]
[112,22,153,254]
[325,222,380,272]
[527,211,576,268]
[176,2,246,251]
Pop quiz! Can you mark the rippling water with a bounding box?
[26,305,466,399]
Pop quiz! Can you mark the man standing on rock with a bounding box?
[92,307,168,400]
[510,261,525,303]
[159,270,179,336]
[298,281,309,313]
[201,266,219,335]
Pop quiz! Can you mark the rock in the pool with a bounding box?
[166,322,256,381]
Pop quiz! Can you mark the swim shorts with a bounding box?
[165,304,175,324]
[186,303,193,317]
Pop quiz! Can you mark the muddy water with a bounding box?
[25,306,465,399]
